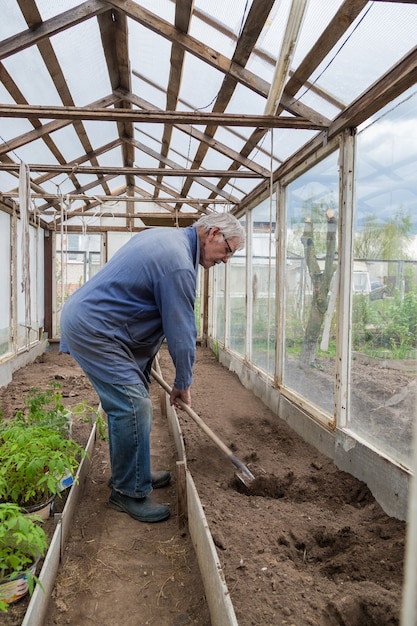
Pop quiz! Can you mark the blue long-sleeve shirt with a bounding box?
[60,226,199,389]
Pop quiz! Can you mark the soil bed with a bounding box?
[0,345,408,625]
[158,346,406,626]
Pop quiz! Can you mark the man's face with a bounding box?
[199,227,238,269]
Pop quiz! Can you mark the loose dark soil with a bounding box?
[0,344,409,625]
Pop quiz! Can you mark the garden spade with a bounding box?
[151,368,255,489]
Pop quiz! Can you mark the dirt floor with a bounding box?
[0,344,410,625]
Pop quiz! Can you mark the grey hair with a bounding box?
[194,212,245,250]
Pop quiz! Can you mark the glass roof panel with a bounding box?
[166,150,190,170]
[0,171,19,193]
[36,178,61,196]
[194,0,253,38]
[225,177,253,197]
[189,11,236,60]
[81,121,119,152]
[16,137,61,166]
[50,20,111,106]
[162,176,183,192]
[213,126,250,156]
[36,0,86,21]
[187,181,210,198]
[136,179,159,195]
[249,130,280,169]
[100,175,126,194]
[296,88,343,120]
[291,0,344,68]
[168,128,198,164]
[131,75,167,111]
[135,149,160,168]
[264,127,317,163]
[0,114,33,148]
[134,126,164,154]
[136,0,175,23]
[246,0,290,78]
[1,1,27,37]
[129,20,171,94]
[306,2,417,105]
[179,53,225,112]
[65,174,97,188]
[226,84,266,115]
[0,81,18,106]
[97,147,123,168]
[47,125,88,163]
[245,51,275,86]
[2,46,62,106]
[200,147,233,171]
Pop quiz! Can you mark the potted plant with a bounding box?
[0,502,48,612]
[0,423,84,514]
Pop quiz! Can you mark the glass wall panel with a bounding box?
[284,152,339,417]
[211,263,225,345]
[250,197,276,375]
[351,90,417,467]
[55,233,102,335]
[16,219,26,349]
[16,221,41,348]
[37,224,44,333]
[227,218,246,356]
[195,269,203,338]
[28,225,40,344]
[0,212,11,356]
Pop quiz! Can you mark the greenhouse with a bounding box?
[0,0,416,624]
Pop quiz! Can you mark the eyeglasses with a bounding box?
[224,236,233,257]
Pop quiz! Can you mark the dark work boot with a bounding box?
[151,470,171,489]
[109,490,170,523]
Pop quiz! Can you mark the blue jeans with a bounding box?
[86,372,153,499]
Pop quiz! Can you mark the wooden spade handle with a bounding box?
[151,368,233,457]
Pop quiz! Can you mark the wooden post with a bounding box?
[176,460,187,530]
[43,229,53,339]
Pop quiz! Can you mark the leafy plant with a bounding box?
[10,383,107,442]
[0,424,84,507]
[71,401,108,441]
[353,289,417,358]
[353,209,413,260]
[0,502,48,612]
[212,339,220,361]
[380,291,417,351]
[12,382,72,437]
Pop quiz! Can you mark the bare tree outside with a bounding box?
[300,209,337,366]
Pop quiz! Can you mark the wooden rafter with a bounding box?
[0,104,324,128]
[154,0,194,199]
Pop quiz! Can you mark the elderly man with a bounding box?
[60,213,245,523]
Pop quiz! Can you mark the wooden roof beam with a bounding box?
[0,104,325,128]
[0,94,120,157]
[98,8,135,194]
[154,0,194,199]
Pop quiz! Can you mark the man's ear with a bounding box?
[209,226,220,239]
